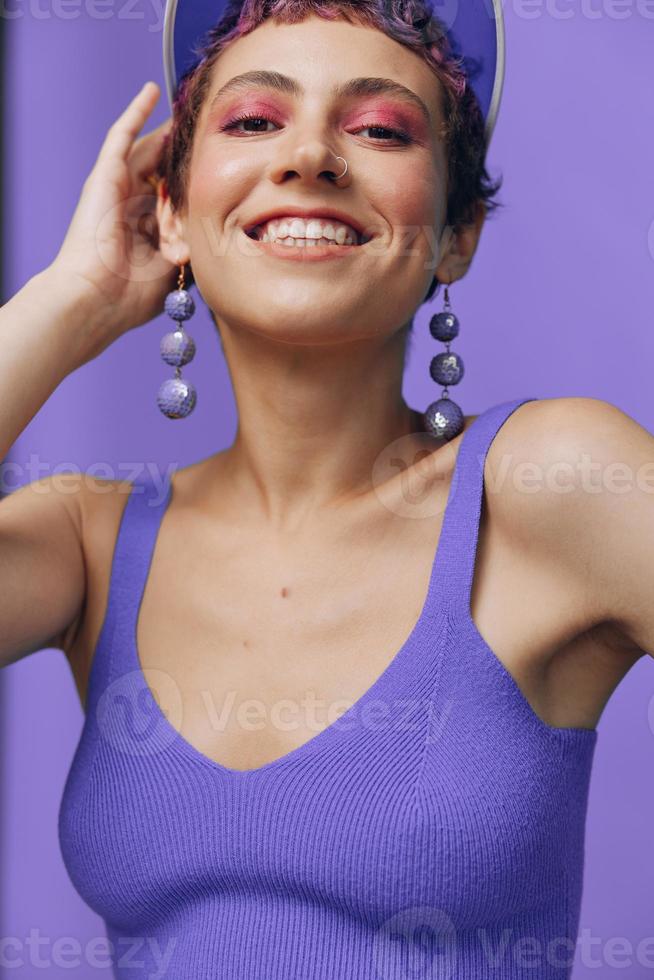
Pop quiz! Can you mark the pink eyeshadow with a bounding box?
[344,102,427,136]
[214,98,287,124]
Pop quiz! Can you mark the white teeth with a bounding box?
[288,218,306,238]
[307,219,329,239]
[255,216,359,245]
[260,233,356,247]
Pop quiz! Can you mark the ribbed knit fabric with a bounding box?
[58,396,598,979]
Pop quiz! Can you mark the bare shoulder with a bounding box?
[488,394,649,457]
[484,396,654,651]
[484,395,652,521]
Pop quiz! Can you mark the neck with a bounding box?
[211,317,429,529]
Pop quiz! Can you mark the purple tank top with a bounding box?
[58,396,598,979]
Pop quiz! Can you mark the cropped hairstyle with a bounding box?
[154,0,503,310]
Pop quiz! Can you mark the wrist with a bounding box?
[24,265,108,369]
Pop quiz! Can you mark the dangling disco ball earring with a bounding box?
[157,262,197,419]
[423,281,465,441]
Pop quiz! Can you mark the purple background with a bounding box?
[1,2,653,977]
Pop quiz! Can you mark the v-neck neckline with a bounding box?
[115,400,527,778]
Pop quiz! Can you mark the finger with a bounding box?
[94,81,161,171]
[130,126,172,178]
[129,116,173,179]
[134,114,173,148]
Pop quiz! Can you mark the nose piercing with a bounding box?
[333,156,348,181]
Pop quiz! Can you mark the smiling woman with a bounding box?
[2,0,653,976]
[149,0,504,443]
[51,0,651,978]
[154,0,503,310]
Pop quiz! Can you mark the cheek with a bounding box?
[379,162,445,253]
[186,151,256,249]
[187,145,256,212]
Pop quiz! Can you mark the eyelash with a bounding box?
[220,111,414,145]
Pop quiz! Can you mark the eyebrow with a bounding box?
[207,70,432,126]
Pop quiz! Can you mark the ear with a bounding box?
[156,183,191,266]
[434,201,486,285]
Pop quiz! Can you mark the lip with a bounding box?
[242,231,366,261]
[242,206,374,245]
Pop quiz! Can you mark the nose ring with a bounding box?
[333,156,348,181]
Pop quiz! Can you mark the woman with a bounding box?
[1,0,652,977]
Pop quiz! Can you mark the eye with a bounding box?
[220,112,279,135]
[354,124,414,145]
[220,112,414,145]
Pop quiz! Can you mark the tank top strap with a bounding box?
[431,396,539,615]
[96,469,173,688]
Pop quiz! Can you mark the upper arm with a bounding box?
[491,396,654,657]
[0,473,87,669]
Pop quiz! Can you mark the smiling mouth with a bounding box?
[243,225,372,247]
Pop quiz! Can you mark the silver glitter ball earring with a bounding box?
[423,282,465,441]
[157,261,197,419]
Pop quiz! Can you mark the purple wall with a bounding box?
[1,2,653,976]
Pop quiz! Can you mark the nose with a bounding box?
[266,136,352,189]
